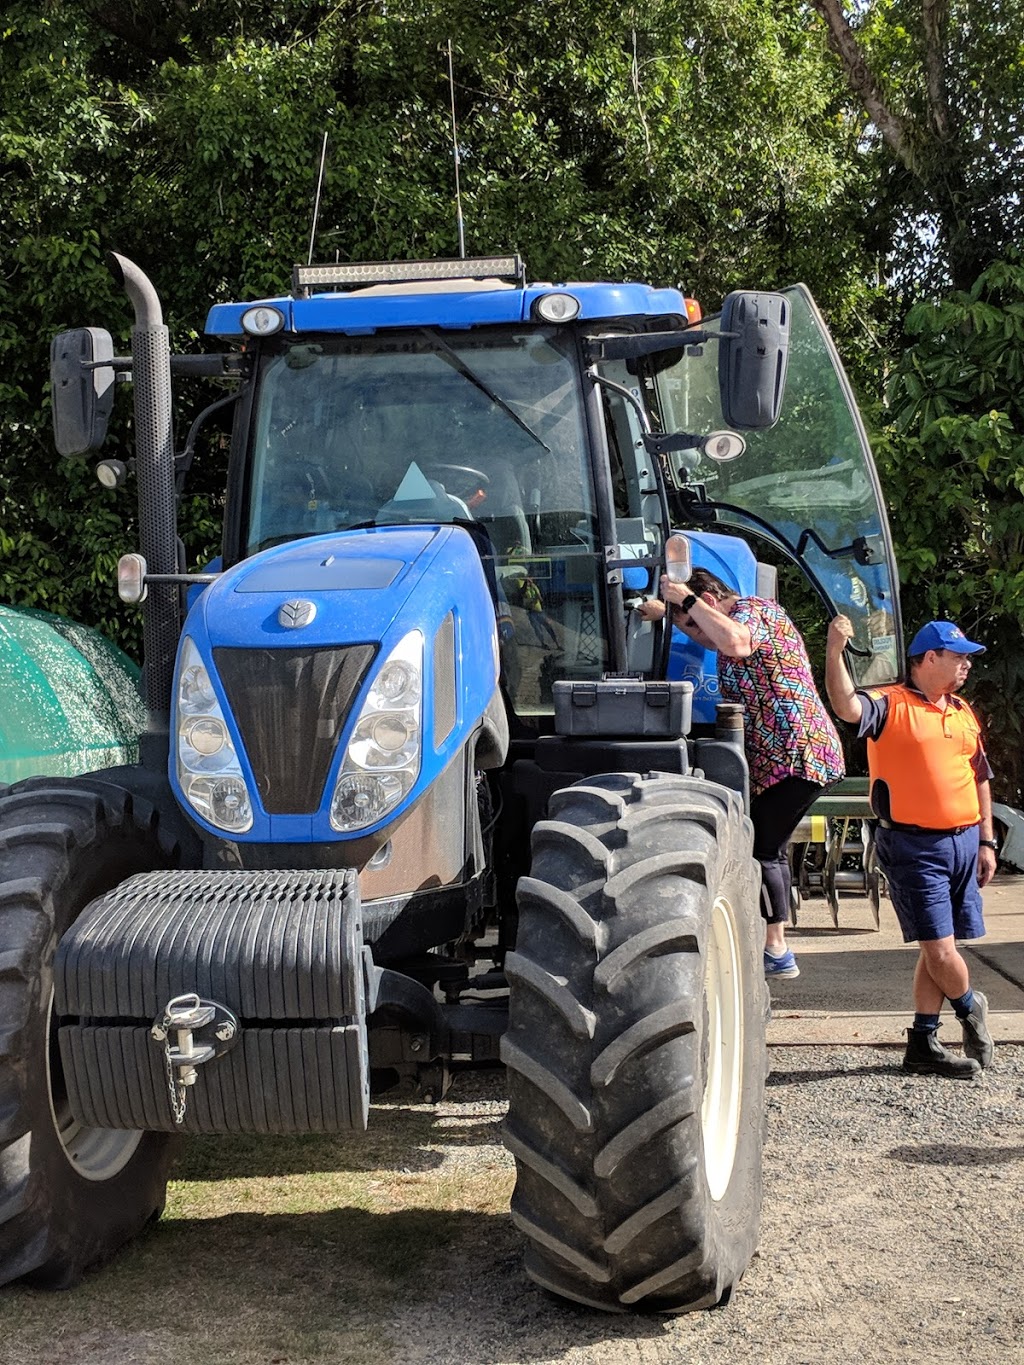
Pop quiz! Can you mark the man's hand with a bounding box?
[977,845,998,888]
[827,614,856,655]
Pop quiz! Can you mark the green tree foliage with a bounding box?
[810,0,1024,295]
[1,0,877,651]
[877,258,1024,799]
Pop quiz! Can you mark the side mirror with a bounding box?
[50,328,115,456]
[718,292,790,430]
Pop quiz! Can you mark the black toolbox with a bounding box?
[553,678,694,738]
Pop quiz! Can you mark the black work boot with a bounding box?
[902,1027,981,1079]
[961,990,994,1068]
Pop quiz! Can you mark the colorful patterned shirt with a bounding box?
[717,597,845,796]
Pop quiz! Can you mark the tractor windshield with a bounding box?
[242,326,612,721]
[655,285,902,686]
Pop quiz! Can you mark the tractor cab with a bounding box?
[228,314,610,727]
[217,266,900,734]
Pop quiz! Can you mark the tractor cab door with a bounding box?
[653,283,903,687]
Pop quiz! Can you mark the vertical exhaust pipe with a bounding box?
[107,253,180,743]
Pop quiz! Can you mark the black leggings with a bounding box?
[750,776,831,925]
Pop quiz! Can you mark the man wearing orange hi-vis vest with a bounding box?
[825,617,997,1079]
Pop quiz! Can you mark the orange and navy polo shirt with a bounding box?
[855,683,993,828]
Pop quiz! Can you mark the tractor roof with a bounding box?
[205,256,699,339]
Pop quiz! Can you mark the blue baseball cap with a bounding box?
[907,620,985,656]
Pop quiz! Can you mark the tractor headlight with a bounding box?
[240,305,285,337]
[182,716,227,757]
[330,631,423,833]
[186,775,252,832]
[174,637,253,833]
[533,291,581,323]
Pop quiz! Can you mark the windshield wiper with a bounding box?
[420,328,550,454]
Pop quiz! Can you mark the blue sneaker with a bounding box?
[764,948,800,979]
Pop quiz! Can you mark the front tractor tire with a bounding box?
[502,772,767,1313]
[0,780,182,1288]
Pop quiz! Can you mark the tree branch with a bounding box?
[808,0,914,168]
[921,0,952,141]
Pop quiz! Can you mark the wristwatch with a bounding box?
[979,838,999,851]
[679,593,698,613]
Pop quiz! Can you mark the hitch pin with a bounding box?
[161,993,216,1085]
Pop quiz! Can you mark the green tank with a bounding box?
[0,604,146,783]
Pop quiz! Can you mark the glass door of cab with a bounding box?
[653,284,903,686]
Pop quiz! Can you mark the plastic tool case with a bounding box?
[553,679,694,738]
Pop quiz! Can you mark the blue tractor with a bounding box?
[0,254,901,1310]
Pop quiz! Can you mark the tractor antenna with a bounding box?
[446,39,466,259]
[306,130,329,266]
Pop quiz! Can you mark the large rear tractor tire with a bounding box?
[0,780,183,1288]
[502,772,767,1313]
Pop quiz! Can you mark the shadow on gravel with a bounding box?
[888,1143,1024,1166]
[173,1114,506,1181]
[788,925,879,938]
[766,1062,898,1087]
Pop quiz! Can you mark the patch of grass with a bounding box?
[4,1089,515,1365]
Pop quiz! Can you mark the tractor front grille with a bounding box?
[215,645,377,814]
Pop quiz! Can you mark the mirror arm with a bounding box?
[643,431,705,456]
[79,354,243,379]
[170,353,245,378]
[584,329,714,363]
[81,356,131,372]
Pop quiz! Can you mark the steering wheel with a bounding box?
[424,463,492,505]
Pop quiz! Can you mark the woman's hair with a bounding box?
[688,567,733,600]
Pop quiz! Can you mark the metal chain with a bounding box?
[163,1040,187,1125]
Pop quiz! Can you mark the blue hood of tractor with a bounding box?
[172,525,501,842]
[192,526,446,647]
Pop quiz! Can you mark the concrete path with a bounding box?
[766,870,1024,1046]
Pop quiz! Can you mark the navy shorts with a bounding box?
[874,825,985,943]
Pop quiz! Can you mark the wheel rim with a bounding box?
[46,993,144,1182]
[701,894,743,1202]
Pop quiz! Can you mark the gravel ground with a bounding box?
[385,1045,1024,1365]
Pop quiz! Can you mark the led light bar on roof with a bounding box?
[291,255,525,296]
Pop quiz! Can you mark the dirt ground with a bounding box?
[6,879,1024,1365]
[383,1046,1024,1365]
[5,1044,1023,1365]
